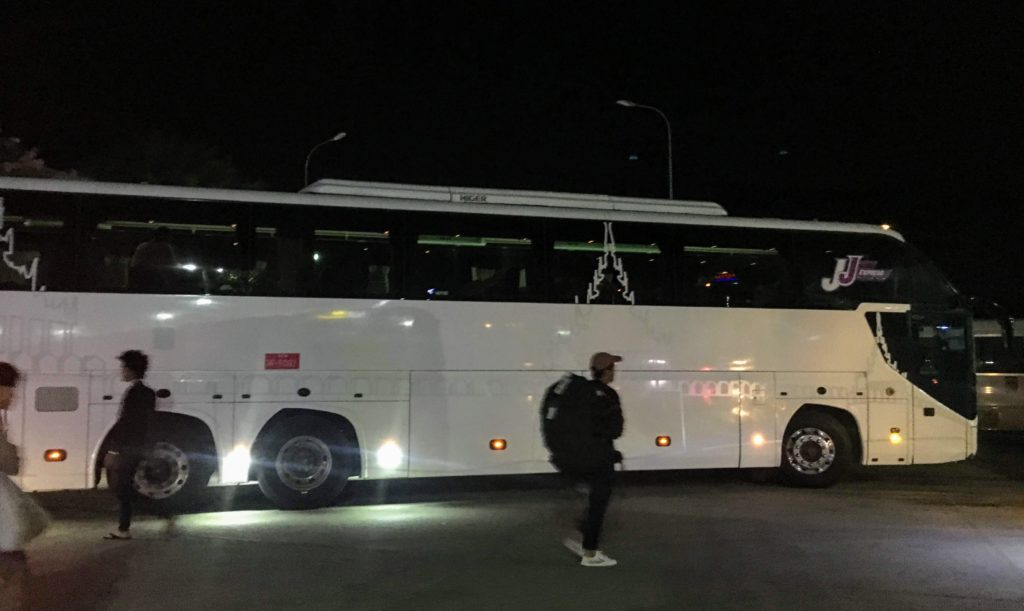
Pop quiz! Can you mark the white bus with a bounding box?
[0,176,977,509]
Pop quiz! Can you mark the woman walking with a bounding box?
[0,363,51,586]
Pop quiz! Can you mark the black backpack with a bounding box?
[540,373,596,471]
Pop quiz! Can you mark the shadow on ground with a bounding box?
[0,546,136,610]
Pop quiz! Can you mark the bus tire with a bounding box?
[256,415,355,510]
[779,411,851,488]
[133,425,215,512]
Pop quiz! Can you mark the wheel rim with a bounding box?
[275,435,333,492]
[134,442,190,499]
[785,427,837,475]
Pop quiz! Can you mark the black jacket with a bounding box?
[547,377,624,474]
[108,380,156,454]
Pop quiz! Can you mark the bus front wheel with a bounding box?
[256,415,355,510]
[779,412,851,488]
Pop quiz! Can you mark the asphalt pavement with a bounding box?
[3,433,1024,611]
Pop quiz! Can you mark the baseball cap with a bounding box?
[590,352,623,371]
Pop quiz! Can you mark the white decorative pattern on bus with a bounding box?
[0,197,45,291]
[576,221,635,305]
[873,311,904,376]
[0,292,83,375]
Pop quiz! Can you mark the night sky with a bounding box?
[2,3,1023,311]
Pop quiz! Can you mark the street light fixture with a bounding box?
[616,99,673,199]
[304,131,347,187]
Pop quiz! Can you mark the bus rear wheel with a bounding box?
[780,412,851,488]
[256,415,355,510]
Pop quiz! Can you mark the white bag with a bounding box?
[0,473,50,551]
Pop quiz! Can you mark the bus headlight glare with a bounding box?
[222,446,251,483]
[377,440,403,470]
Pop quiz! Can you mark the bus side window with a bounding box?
[250,209,311,297]
[0,190,77,291]
[788,232,952,309]
[309,207,397,299]
[794,232,957,309]
[405,213,539,302]
[675,227,793,308]
[79,194,247,295]
[548,219,668,305]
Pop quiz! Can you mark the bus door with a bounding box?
[908,311,974,463]
[21,374,90,491]
[871,308,972,464]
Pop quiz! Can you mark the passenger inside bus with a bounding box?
[128,226,178,292]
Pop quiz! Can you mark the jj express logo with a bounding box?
[821,255,892,292]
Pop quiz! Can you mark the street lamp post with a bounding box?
[616,99,673,199]
[304,131,347,187]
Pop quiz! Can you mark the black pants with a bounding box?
[572,466,615,551]
[118,493,133,532]
[106,452,140,531]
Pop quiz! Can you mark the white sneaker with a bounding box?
[580,551,617,567]
[562,537,584,558]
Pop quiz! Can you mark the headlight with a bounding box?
[377,440,403,470]
[222,445,251,483]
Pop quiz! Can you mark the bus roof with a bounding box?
[0,176,904,240]
[302,179,727,216]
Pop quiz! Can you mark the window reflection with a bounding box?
[407,214,538,302]
[681,246,790,308]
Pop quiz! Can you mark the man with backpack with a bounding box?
[541,352,624,567]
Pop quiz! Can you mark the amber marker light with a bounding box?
[656,436,672,447]
[751,433,766,447]
[889,427,903,445]
[44,449,67,462]
[490,439,507,451]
